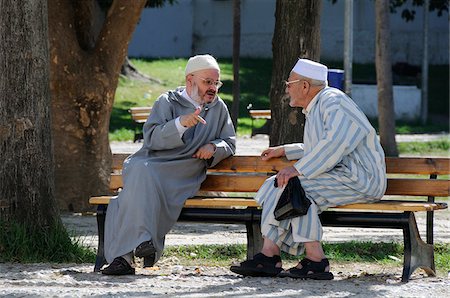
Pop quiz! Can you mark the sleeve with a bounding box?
[175,117,189,137]
[207,104,236,168]
[284,143,305,160]
[142,96,185,150]
[294,106,368,179]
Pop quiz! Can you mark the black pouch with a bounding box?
[273,177,311,221]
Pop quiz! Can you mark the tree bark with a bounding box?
[0,0,59,226]
[269,0,322,146]
[375,0,398,156]
[48,0,146,211]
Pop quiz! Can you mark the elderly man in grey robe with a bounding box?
[231,59,386,280]
[102,54,236,275]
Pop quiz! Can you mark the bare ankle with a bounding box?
[260,249,279,258]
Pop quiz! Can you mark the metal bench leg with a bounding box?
[94,204,108,272]
[401,212,436,282]
[245,220,263,260]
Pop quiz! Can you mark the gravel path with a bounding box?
[0,264,450,298]
[1,134,448,297]
[1,261,449,297]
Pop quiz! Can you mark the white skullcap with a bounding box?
[185,54,220,75]
[292,58,328,81]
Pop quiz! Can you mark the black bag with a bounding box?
[273,177,311,221]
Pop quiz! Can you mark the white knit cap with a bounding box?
[185,54,220,75]
[292,58,328,81]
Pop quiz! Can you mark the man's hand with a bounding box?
[180,107,207,128]
[275,166,300,188]
[261,146,285,161]
[193,143,216,159]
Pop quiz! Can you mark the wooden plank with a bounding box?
[109,155,295,173]
[89,196,114,205]
[332,201,448,212]
[209,156,294,173]
[131,113,150,121]
[108,174,450,197]
[109,155,450,175]
[112,154,130,170]
[200,175,267,192]
[201,176,450,197]
[385,178,450,197]
[249,109,271,115]
[385,157,450,175]
[110,174,123,190]
[129,107,152,114]
[89,196,447,212]
[184,198,259,207]
[249,109,271,119]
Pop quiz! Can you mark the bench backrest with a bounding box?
[110,155,450,198]
[248,110,271,119]
[129,107,152,122]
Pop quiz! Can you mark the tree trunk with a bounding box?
[230,0,241,128]
[0,0,59,226]
[270,0,322,146]
[375,0,398,157]
[48,0,146,211]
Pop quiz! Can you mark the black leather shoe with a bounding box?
[135,240,156,257]
[135,240,156,267]
[101,257,135,275]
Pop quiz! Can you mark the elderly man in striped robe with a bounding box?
[231,59,387,280]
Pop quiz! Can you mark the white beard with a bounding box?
[190,83,203,104]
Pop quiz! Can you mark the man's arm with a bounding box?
[294,107,368,179]
[205,104,236,167]
[284,143,305,160]
[142,97,204,151]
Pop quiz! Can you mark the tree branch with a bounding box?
[94,0,146,75]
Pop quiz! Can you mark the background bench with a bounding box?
[130,105,271,139]
[247,104,271,137]
[128,106,152,142]
[89,155,449,282]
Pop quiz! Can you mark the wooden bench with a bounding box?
[246,104,271,137]
[89,155,449,282]
[128,107,152,142]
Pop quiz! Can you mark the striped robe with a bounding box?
[255,87,387,256]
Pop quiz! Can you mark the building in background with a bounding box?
[128,0,448,65]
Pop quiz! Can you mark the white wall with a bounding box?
[352,84,421,120]
[128,0,193,57]
[321,0,449,64]
[127,0,449,64]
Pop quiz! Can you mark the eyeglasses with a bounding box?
[197,76,223,89]
[283,79,302,88]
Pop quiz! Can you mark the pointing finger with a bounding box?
[197,115,207,124]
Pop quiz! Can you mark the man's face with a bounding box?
[285,73,309,108]
[188,69,221,104]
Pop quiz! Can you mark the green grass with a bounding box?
[398,138,450,156]
[111,58,449,142]
[0,220,95,263]
[161,241,450,275]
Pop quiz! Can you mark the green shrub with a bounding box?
[0,220,95,263]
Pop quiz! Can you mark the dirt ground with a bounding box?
[1,261,449,297]
[0,210,448,297]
